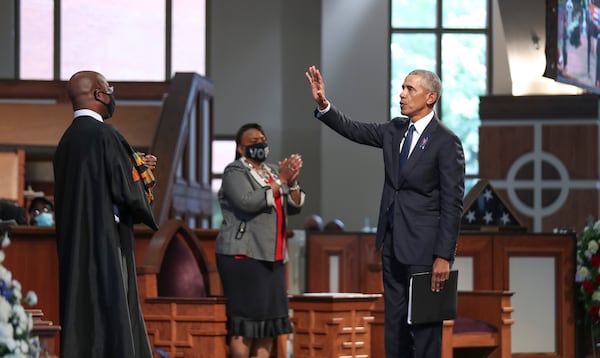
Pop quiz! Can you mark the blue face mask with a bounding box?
[34,212,54,227]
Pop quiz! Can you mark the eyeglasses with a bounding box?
[31,207,52,217]
[97,86,114,95]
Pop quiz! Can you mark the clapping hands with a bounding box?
[278,153,303,185]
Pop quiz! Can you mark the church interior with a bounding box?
[0,0,596,357]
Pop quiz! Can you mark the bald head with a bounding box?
[67,71,115,119]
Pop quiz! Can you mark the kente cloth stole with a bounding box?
[129,150,156,204]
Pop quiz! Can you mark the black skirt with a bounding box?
[216,254,292,338]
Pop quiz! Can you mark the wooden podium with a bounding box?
[289,293,381,358]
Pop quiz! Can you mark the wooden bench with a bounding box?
[442,290,514,358]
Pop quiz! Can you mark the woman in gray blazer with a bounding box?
[215,123,305,358]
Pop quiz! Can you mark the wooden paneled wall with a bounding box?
[0,149,25,205]
[3,226,158,328]
[0,103,161,149]
[2,225,220,355]
[479,94,600,233]
[305,231,576,358]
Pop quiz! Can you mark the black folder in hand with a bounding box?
[407,270,458,324]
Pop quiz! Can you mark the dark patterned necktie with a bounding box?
[399,124,415,170]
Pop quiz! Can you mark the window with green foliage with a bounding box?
[390,0,490,182]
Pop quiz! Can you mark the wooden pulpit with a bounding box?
[289,293,381,358]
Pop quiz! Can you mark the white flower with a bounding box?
[578,266,592,282]
[0,322,16,351]
[0,230,43,357]
[3,353,25,358]
[589,240,599,254]
[0,266,12,283]
[12,305,28,336]
[16,338,29,353]
[11,283,22,302]
[1,233,9,249]
[0,297,12,323]
[592,290,600,302]
[24,292,37,306]
[594,220,600,232]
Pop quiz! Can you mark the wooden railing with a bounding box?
[149,73,214,227]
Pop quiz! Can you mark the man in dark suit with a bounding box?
[305,65,465,357]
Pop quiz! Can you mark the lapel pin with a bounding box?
[419,135,429,150]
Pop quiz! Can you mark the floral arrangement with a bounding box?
[576,216,600,339]
[0,230,43,357]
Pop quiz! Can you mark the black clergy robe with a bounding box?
[53,115,158,358]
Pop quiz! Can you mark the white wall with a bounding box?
[208,0,387,230]
[318,0,388,231]
[209,0,323,229]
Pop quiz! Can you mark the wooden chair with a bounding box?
[136,219,228,358]
[442,290,514,358]
[304,214,324,231]
[323,218,345,231]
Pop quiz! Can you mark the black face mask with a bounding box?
[96,92,116,119]
[245,142,269,162]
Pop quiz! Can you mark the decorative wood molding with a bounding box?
[0,79,170,102]
[29,308,60,358]
[456,234,495,290]
[289,293,381,358]
[306,233,361,292]
[491,234,575,357]
[479,94,600,120]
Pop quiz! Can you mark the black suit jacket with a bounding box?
[318,105,465,265]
